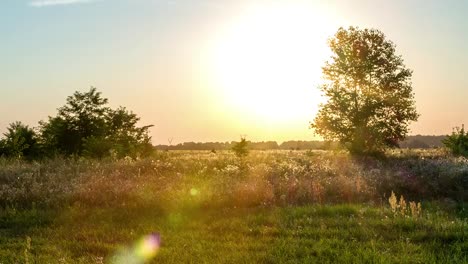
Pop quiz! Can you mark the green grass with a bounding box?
[0,204,466,263]
[0,150,467,263]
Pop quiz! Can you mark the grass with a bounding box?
[0,150,467,263]
[0,204,466,263]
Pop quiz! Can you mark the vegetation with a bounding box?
[0,87,153,160]
[443,124,468,157]
[311,27,419,154]
[0,122,40,160]
[0,26,465,264]
[231,136,249,158]
[1,203,466,263]
[399,135,446,149]
[0,150,466,262]
[157,140,329,151]
[155,136,446,151]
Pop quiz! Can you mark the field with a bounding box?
[0,150,467,263]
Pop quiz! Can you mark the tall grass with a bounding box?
[1,150,466,212]
[0,150,467,263]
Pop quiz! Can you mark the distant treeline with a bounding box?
[156,141,332,151]
[156,135,446,150]
[399,135,446,149]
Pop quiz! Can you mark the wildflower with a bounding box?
[409,201,422,218]
[399,195,407,216]
[389,191,398,214]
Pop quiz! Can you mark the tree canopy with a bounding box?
[0,122,40,160]
[311,27,419,154]
[38,87,154,159]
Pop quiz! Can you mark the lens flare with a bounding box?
[111,233,161,264]
[190,188,199,196]
[135,233,161,260]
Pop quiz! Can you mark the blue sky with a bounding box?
[1,0,467,144]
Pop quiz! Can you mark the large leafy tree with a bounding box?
[40,87,153,158]
[311,27,419,154]
[40,87,109,156]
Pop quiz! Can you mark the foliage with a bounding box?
[39,87,153,158]
[156,137,446,151]
[311,27,419,154]
[39,87,109,156]
[156,140,330,151]
[0,121,40,159]
[231,136,249,158]
[443,124,468,157]
[0,150,467,262]
[0,149,466,210]
[0,150,466,263]
[105,106,154,158]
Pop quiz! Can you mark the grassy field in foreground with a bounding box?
[0,150,467,263]
[0,204,467,263]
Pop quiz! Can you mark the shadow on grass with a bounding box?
[0,208,56,237]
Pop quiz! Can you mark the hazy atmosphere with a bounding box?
[1,0,467,144]
[2,1,468,263]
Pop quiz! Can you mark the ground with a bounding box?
[0,150,467,263]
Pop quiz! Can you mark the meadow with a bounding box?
[0,150,467,263]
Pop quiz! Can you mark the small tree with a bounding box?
[1,122,40,159]
[232,136,249,158]
[311,27,419,154]
[443,124,468,157]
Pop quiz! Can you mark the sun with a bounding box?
[209,2,336,124]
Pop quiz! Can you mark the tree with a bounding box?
[311,27,419,154]
[104,107,153,158]
[443,124,468,157]
[0,121,40,159]
[40,87,109,156]
[232,136,249,158]
[40,87,154,158]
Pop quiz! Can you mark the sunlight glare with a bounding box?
[211,2,335,124]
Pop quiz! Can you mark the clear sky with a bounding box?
[1,0,467,144]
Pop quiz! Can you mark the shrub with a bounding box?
[232,136,249,158]
[443,124,468,157]
[0,122,41,160]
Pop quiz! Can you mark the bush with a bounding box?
[443,124,468,157]
[232,137,249,158]
[0,122,41,160]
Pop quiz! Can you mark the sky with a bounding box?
[1,0,467,144]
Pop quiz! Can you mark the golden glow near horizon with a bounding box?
[2,1,468,144]
[208,2,337,130]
